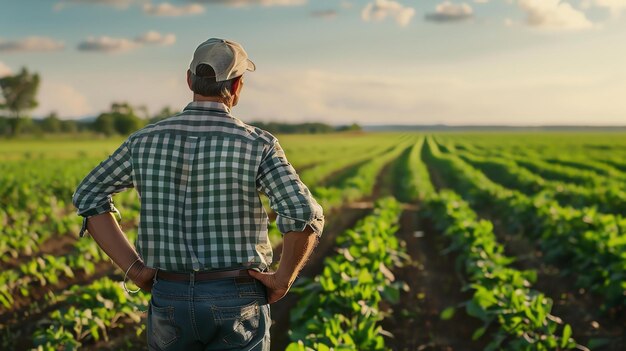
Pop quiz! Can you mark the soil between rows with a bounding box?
[382,208,486,351]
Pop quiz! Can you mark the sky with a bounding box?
[1,0,626,126]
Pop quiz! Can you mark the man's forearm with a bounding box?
[275,226,318,287]
[85,212,155,291]
[86,212,141,271]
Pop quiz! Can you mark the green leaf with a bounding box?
[561,324,572,349]
[285,341,306,351]
[317,344,331,351]
[381,284,400,304]
[472,326,487,341]
[440,306,455,320]
[465,300,487,320]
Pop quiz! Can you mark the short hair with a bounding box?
[189,64,236,101]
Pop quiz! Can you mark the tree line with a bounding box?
[0,67,360,137]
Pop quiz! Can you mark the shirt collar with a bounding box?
[184,101,231,115]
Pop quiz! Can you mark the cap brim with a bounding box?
[247,59,256,72]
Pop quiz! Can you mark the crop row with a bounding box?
[0,229,135,310]
[443,140,626,188]
[31,277,149,350]
[299,141,399,187]
[424,138,626,309]
[284,134,403,171]
[426,191,577,350]
[455,151,626,216]
[313,140,414,210]
[0,158,140,263]
[287,197,405,351]
[407,139,578,350]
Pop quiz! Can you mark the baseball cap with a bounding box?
[189,38,256,82]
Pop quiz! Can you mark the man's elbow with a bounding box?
[276,207,324,238]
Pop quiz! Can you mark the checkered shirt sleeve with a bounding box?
[72,140,134,236]
[257,141,324,236]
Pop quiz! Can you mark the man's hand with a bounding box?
[249,227,318,304]
[129,263,157,292]
[248,270,290,304]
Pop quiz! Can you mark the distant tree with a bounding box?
[250,121,336,134]
[0,117,10,136]
[16,117,40,135]
[41,112,62,133]
[110,102,134,115]
[60,119,79,133]
[336,123,362,132]
[0,67,40,136]
[94,113,116,136]
[114,113,144,135]
[93,102,145,135]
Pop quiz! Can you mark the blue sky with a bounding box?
[1,0,626,125]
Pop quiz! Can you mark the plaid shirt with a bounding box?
[72,101,324,272]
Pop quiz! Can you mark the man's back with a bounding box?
[74,100,323,272]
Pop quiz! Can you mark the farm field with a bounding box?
[0,132,625,350]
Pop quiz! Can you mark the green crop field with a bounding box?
[0,132,625,351]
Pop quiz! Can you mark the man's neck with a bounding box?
[193,94,232,108]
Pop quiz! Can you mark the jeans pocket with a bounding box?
[212,301,260,347]
[149,299,180,349]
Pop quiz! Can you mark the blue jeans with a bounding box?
[148,273,271,351]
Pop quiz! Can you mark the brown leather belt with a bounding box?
[157,269,252,282]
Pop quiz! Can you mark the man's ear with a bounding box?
[231,76,242,94]
[186,70,193,90]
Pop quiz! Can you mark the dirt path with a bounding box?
[382,208,486,351]
[379,147,485,350]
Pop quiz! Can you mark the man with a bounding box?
[72,38,324,351]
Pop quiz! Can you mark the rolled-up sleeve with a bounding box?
[256,141,324,237]
[72,140,135,237]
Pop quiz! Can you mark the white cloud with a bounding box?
[311,10,337,19]
[0,61,11,77]
[0,36,65,53]
[77,36,138,52]
[55,0,144,11]
[591,0,626,16]
[191,0,306,7]
[143,2,204,16]
[518,0,593,30]
[361,0,416,27]
[425,2,473,22]
[35,81,93,118]
[77,31,175,52]
[134,31,176,45]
